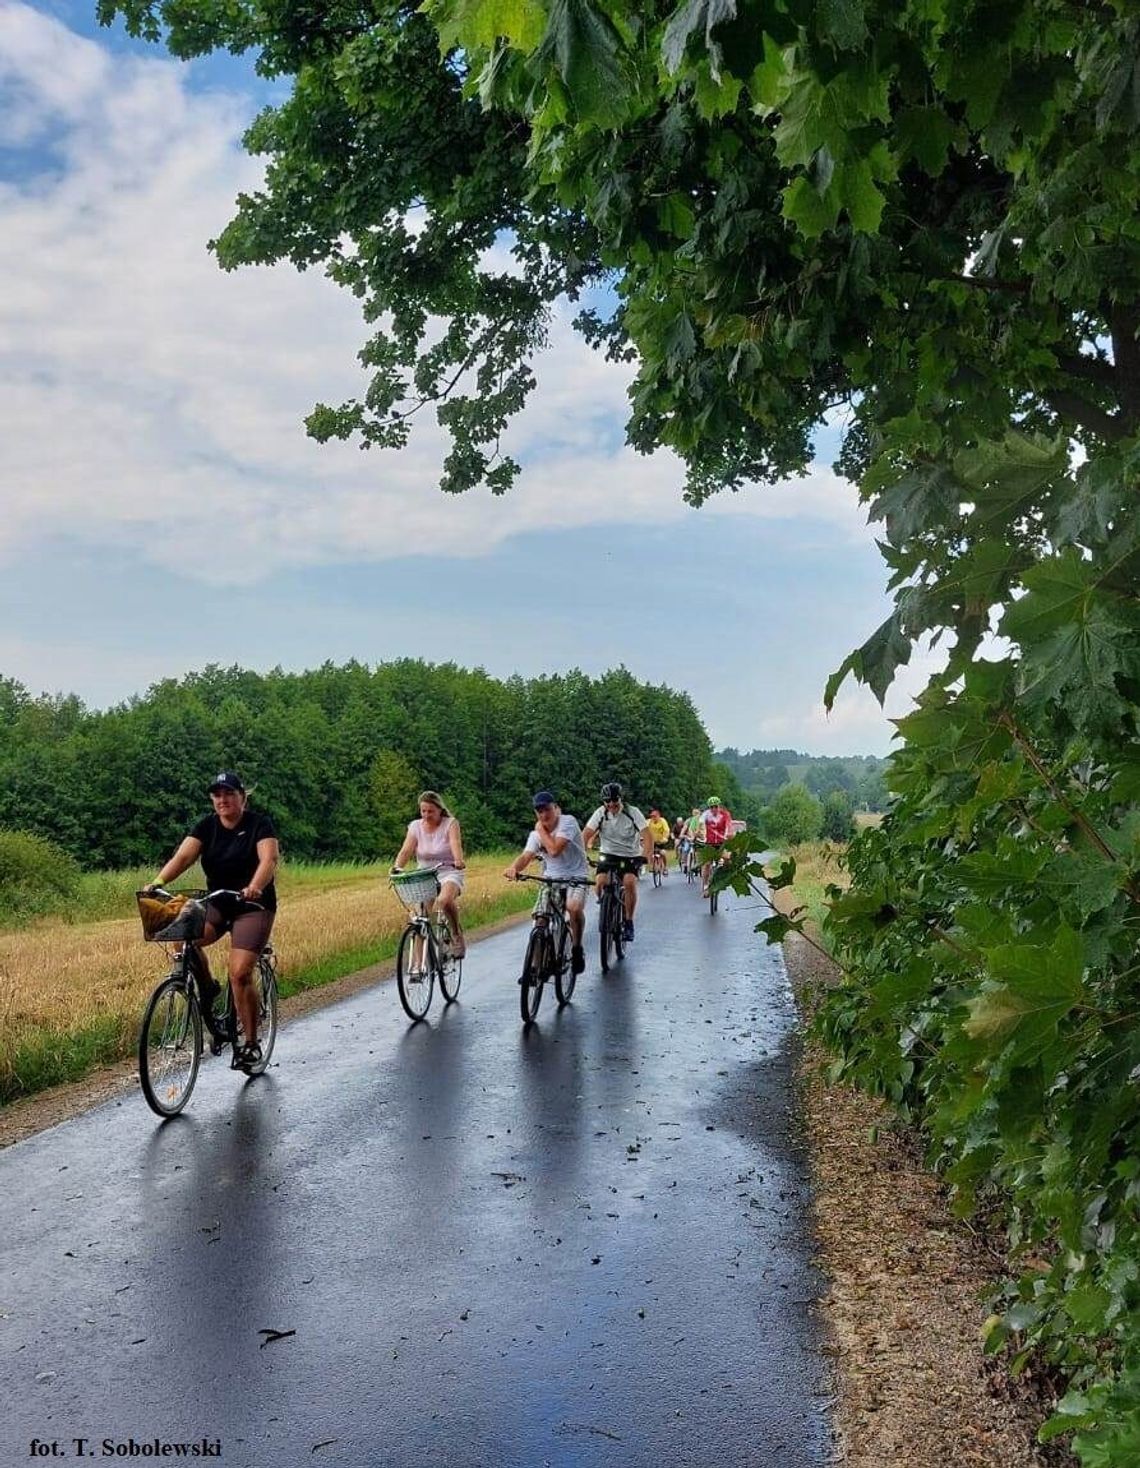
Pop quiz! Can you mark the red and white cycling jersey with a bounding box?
[700,807,734,846]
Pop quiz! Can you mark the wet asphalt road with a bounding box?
[1,874,831,1468]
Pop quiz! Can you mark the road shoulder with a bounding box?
[783,927,1068,1467]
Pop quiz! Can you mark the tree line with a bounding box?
[0,662,723,871]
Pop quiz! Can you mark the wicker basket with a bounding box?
[136,891,207,943]
[390,868,441,910]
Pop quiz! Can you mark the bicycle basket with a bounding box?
[390,868,441,909]
[136,892,207,943]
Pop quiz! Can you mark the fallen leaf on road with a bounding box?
[258,1328,296,1348]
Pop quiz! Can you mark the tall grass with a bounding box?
[0,854,533,1106]
[778,840,849,931]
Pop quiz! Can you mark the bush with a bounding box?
[821,789,855,841]
[765,784,823,845]
[0,829,82,925]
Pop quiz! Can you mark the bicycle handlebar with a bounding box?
[140,885,266,911]
[515,873,592,886]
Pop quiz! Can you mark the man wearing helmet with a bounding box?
[582,782,653,942]
[699,795,734,898]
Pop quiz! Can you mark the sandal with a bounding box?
[231,1042,262,1073]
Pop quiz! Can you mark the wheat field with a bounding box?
[0,854,531,1101]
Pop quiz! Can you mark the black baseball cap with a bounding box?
[208,771,245,793]
[532,790,557,809]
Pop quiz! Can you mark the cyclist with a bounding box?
[646,809,671,879]
[145,771,279,1073]
[675,815,695,875]
[393,790,467,964]
[583,782,653,942]
[700,795,734,899]
[503,790,588,975]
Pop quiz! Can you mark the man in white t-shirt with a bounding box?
[503,791,589,974]
[582,781,653,942]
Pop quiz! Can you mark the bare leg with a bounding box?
[435,888,465,955]
[228,947,260,1048]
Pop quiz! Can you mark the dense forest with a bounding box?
[0,662,721,869]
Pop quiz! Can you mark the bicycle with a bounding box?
[516,874,591,1024]
[700,847,725,915]
[679,838,697,883]
[135,887,279,1118]
[592,856,643,973]
[651,846,667,888]
[390,866,463,1022]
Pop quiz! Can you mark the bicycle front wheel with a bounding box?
[553,923,575,1006]
[520,928,546,1024]
[396,923,434,1021]
[599,892,615,973]
[437,924,463,1003]
[652,861,662,889]
[138,977,202,1117]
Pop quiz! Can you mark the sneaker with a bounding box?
[622,920,634,942]
[571,945,586,975]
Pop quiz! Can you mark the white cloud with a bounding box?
[0,2,871,586]
[746,640,943,756]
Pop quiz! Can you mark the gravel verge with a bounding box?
[782,924,1074,1467]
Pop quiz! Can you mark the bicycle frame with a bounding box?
[517,874,588,1020]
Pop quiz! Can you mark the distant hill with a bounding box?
[715,747,889,811]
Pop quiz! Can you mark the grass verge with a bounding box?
[777,840,849,934]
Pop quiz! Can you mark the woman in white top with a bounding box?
[393,790,467,957]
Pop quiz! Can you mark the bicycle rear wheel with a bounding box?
[237,954,278,1074]
[138,977,202,1117]
[553,923,575,1006]
[396,923,434,1021]
[709,881,719,915]
[520,928,546,1024]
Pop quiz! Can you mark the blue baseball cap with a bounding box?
[532,790,557,808]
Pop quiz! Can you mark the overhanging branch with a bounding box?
[1043,389,1128,443]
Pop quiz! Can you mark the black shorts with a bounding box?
[596,855,643,876]
[204,898,275,955]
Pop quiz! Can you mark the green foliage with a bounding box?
[821,789,855,842]
[0,830,82,925]
[817,675,1140,1455]
[765,783,824,846]
[0,662,717,869]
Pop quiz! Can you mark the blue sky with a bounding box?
[0,2,932,755]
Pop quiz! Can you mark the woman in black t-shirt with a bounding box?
[146,771,279,1073]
